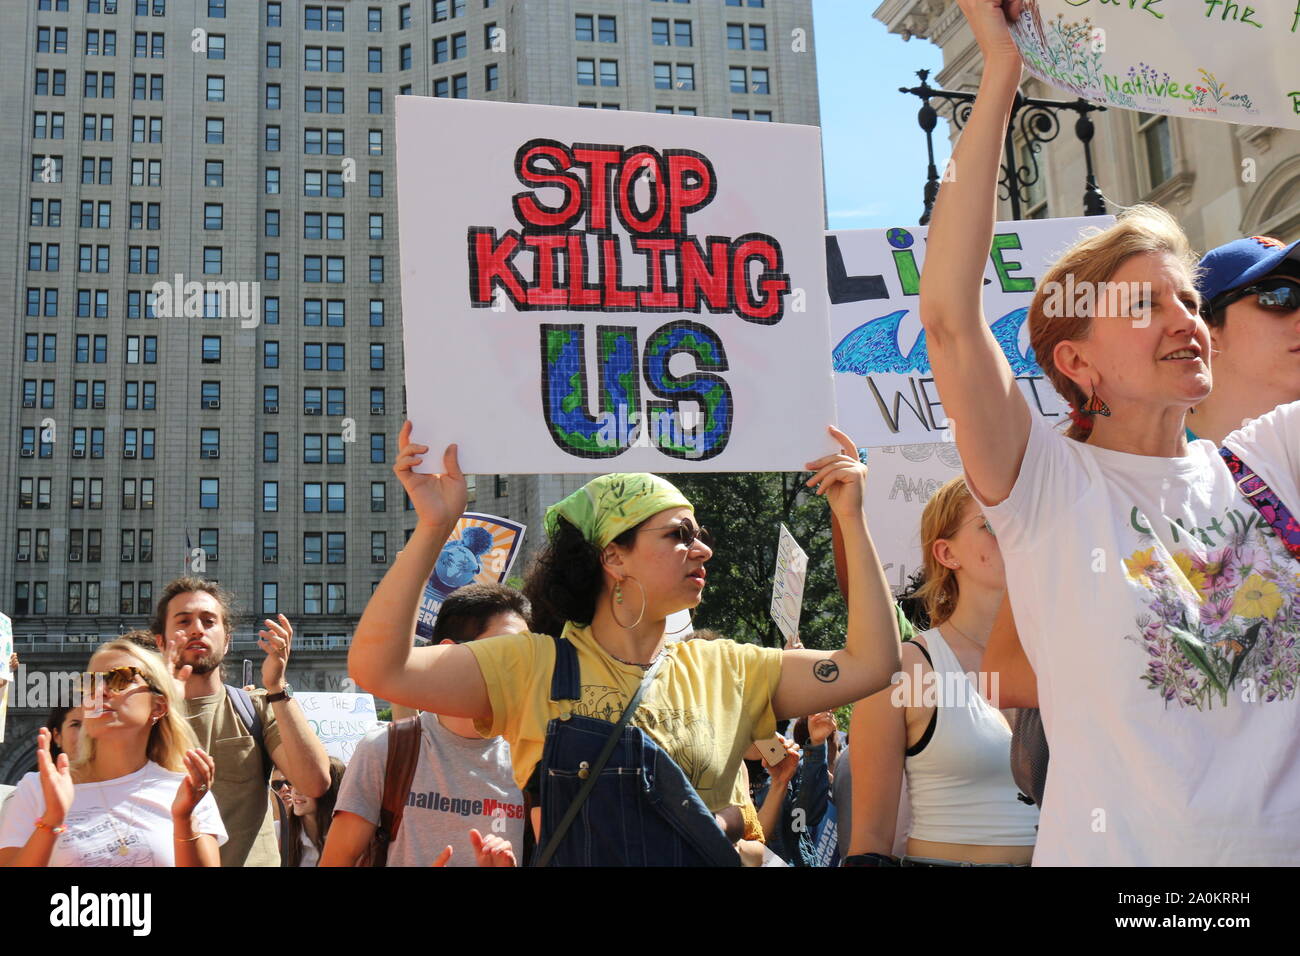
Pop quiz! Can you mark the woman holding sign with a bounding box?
[921,0,1300,866]
[348,422,901,866]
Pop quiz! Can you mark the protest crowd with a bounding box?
[2,0,1299,869]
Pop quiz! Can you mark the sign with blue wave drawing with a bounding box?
[396,97,838,474]
[296,692,382,764]
[829,217,1108,447]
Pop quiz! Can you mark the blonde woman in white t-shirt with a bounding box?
[920,0,1300,866]
[0,639,226,866]
[846,477,1038,866]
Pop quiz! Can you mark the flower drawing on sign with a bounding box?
[1011,2,1104,97]
[1123,530,1300,710]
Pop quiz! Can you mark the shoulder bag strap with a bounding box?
[535,655,665,868]
[372,716,422,867]
[1220,447,1300,562]
[225,684,269,782]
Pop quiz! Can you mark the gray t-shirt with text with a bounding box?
[335,712,525,866]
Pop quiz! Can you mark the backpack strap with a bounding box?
[1220,447,1300,562]
[370,716,422,867]
[226,684,269,782]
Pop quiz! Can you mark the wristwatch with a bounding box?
[265,683,293,703]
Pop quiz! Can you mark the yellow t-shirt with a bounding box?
[467,624,784,812]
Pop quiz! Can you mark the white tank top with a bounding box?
[904,629,1039,846]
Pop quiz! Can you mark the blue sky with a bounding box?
[812,0,951,231]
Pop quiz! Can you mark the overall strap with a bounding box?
[535,653,665,868]
[1220,447,1300,562]
[548,633,582,702]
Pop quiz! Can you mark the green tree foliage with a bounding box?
[663,472,847,651]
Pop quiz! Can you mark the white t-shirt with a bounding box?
[983,402,1300,866]
[0,761,228,867]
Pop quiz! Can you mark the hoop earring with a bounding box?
[1082,387,1111,418]
[610,576,647,631]
[666,606,694,636]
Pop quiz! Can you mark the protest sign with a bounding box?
[770,524,809,643]
[295,692,382,764]
[395,97,838,474]
[861,443,964,596]
[1009,0,1300,131]
[829,216,1108,447]
[415,512,526,643]
[0,612,11,743]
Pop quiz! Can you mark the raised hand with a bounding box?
[258,613,294,692]
[160,633,194,698]
[172,748,216,820]
[807,711,838,747]
[470,828,518,867]
[35,727,74,826]
[394,421,467,531]
[956,0,1025,65]
[804,426,869,520]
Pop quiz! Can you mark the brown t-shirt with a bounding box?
[184,687,282,867]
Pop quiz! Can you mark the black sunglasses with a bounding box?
[642,521,714,549]
[1210,277,1300,315]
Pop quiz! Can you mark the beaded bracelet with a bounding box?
[34,818,68,835]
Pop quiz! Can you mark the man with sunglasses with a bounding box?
[1187,235,1300,443]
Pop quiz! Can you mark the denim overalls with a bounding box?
[531,634,741,867]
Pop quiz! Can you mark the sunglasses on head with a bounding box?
[79,665,157,697]
[643,520,714,549]
[1210,277,1300,315]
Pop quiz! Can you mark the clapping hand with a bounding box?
[258,614,294,693]
[159,633,194,698]
[35,727,74,827]
[172,748,216,820]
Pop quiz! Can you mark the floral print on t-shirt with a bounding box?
[1124,511,1300,710]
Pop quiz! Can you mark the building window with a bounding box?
[263,480,279,512]
[199,477,219,509]
[1138,112,1174,191]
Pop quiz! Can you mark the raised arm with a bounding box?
[919,0,1031,506]
[347,423,491,720]
[846,668,910,856]
[773,427,901,720]
[982,594,1038,708]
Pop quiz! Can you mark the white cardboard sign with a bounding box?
[396,96,838,473]
[829,217,1109,447]
[295,692,382,764]
[1011,0,1300,131]
[770,524,809,643]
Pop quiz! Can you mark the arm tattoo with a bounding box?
[813,659,839,683]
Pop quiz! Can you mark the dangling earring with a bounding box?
[610,576,647,630]
[1082,387,1111,418]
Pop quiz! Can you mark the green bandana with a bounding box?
[544,474,693,548]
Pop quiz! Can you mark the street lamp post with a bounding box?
[902,69,1108,224]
